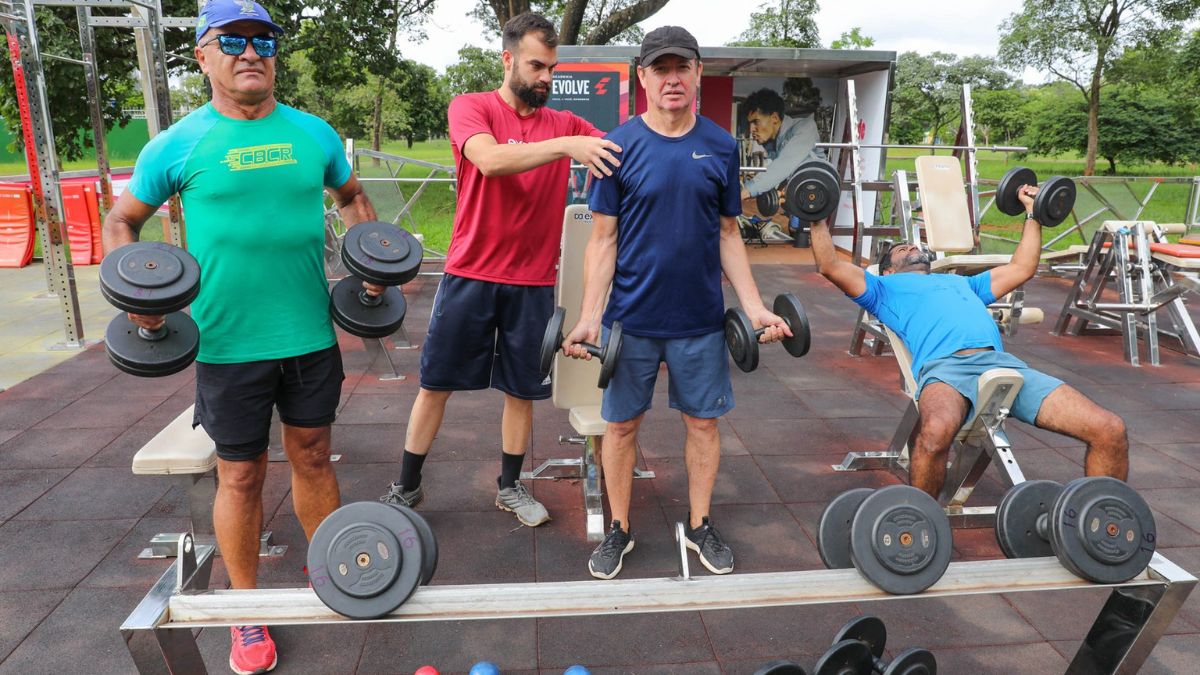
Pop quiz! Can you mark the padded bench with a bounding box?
[132,404,285,559]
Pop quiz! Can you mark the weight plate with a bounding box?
[817,488,874,569]
[832,615,887,659]
[329,276,407,339]
[995,480,1063,559]
[388,503,438,585]
[774,293,811,358]
[850,485,952,595]
[1033,176,1076,227]
[814,639,873,675]
[540,307,566,377]
[598,321,622,389]
[341,221,424,286]
[996,167,1037,216]
[104,312,199,377]
[806,158,842,189]
[883,648,937,675]
[724,307,759,373]
[753,661,807,675]
[308,501,424,619]
[1050,476,1157,584]
[757,189,781,218]
[99,242,201,314]
[783,165,839,223]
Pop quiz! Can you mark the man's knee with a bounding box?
[606,418,640,443]
[912,417,958,455]
[217,459,267,495]
[1095,410,1128,449]
[287,430,333,474]
[683,415,719,437]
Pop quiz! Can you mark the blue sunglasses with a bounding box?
[200,33,278,58]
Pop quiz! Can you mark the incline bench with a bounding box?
[132,404,285,559]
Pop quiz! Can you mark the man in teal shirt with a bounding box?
[102,2,375,672]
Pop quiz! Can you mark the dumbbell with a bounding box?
[99,241,202,377]
[816,485,952,595]
[538,307,623,389]
[756,182,785,218]
[782,159,842,222]
[725,292,811,372]
[995,166,1077,227]
[307,500,437,619]
[754,661,807,675]
[815,615,937,675]
[994,477,1156,584]
[330,221,423,339]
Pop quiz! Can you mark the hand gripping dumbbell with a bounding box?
[539,307,623,389]
[725,292,811,372]
[99,241,202,377]
[816,485,952,595]
[330,221,424,339]
[994,476,1156,584]
[816,615,936,675]
[995,166,1077,227]
[307,500,437,619]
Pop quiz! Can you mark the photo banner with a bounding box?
[548,62,630,132]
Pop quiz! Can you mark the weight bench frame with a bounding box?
[835,324,1028,529]
[121,531,1196,674]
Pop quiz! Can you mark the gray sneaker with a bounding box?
[379,482,423,508]
[495,480,550,527]
[685,516,734,574]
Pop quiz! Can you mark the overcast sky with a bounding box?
[399,0,1035,76]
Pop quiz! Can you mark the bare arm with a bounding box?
[811,220,867,297]
[462,133,621,179]
[989,185,1041,299]
[327,174,376,227]
[101,191,169,329]
[719,214,789,341]
[562,212,620,357]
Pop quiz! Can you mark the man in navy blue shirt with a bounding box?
[563,26,790,580]
[811,188,1128,499]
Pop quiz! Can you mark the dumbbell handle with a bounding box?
[137,325,169,342]
[1035,512,1050,541]
[358,289,384,307]
[566,340,603,359]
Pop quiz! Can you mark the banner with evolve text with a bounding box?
[547,63,630,133]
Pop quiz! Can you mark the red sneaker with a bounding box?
[229,625,277,674]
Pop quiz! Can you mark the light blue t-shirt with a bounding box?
[851,271,1002,376]
[588,115,741,338]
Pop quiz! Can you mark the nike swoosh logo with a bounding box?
[692,152,712,159]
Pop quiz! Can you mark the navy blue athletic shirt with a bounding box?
[588,115,741,338]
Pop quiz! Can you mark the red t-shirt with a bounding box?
[445,91,600,285]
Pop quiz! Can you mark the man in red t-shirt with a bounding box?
[380,12,619,526]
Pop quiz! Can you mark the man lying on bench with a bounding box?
[810,185,1129,498]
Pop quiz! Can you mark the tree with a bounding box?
[444,45,504,96]
[889,51,1012,149]
[972,88,1031,146]
[471,0,671,45]
[830,27,874,50]
[727,0,820,48]
[998,0,1200,176]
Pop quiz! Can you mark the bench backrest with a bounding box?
[915,156,974,254]
[552,204,607,410]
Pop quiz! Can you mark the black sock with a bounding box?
[499,452,525,489]
[398,450,426,490]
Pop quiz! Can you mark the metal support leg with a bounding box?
[122,535,213,674]
[364,337,405,381]
[138,473,285,559]
[1067,554,1197,674]
[831,400,919,474]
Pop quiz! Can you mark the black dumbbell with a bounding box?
[725,292,811,372]
[782,159,841,222]
[821,616,937,675]
[754,660,807,675]
[995,166,1076,227]
[539,307,623,389]
[307,500,437,620]
[816,485,952,595]
[331,221,423,339]
[756,184,784,217]
[994,477,1156,584]
[99,241,202,377]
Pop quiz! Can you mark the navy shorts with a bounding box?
[193,345,344,461]
[419,274,554,400]
[916,350,1064,424]
[601,327,734,423]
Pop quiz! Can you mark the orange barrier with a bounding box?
[62,182,100,265]
[0,183,33,268]
[1102,241,1200,258]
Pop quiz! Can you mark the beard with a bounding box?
[901,247,934,270]
[509,74,549,108]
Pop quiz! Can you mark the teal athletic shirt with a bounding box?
[128,102,351,364]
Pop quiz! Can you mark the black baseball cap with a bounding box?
[639,26,700,66]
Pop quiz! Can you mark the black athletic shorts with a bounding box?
[419,273,553,400]
[193,345,345,461]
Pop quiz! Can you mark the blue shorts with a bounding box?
[419,274,553,400]
[915,350,1064,425]
[601,327,734,423]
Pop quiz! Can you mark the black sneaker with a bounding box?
[685,516,734,574]
[379,482,423,508]
[588,520,635,580]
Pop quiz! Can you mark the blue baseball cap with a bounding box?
[196,0,284,43]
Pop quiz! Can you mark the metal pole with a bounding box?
[845,80,866,266]
[77,5,112,210]
[132,0,183,246]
